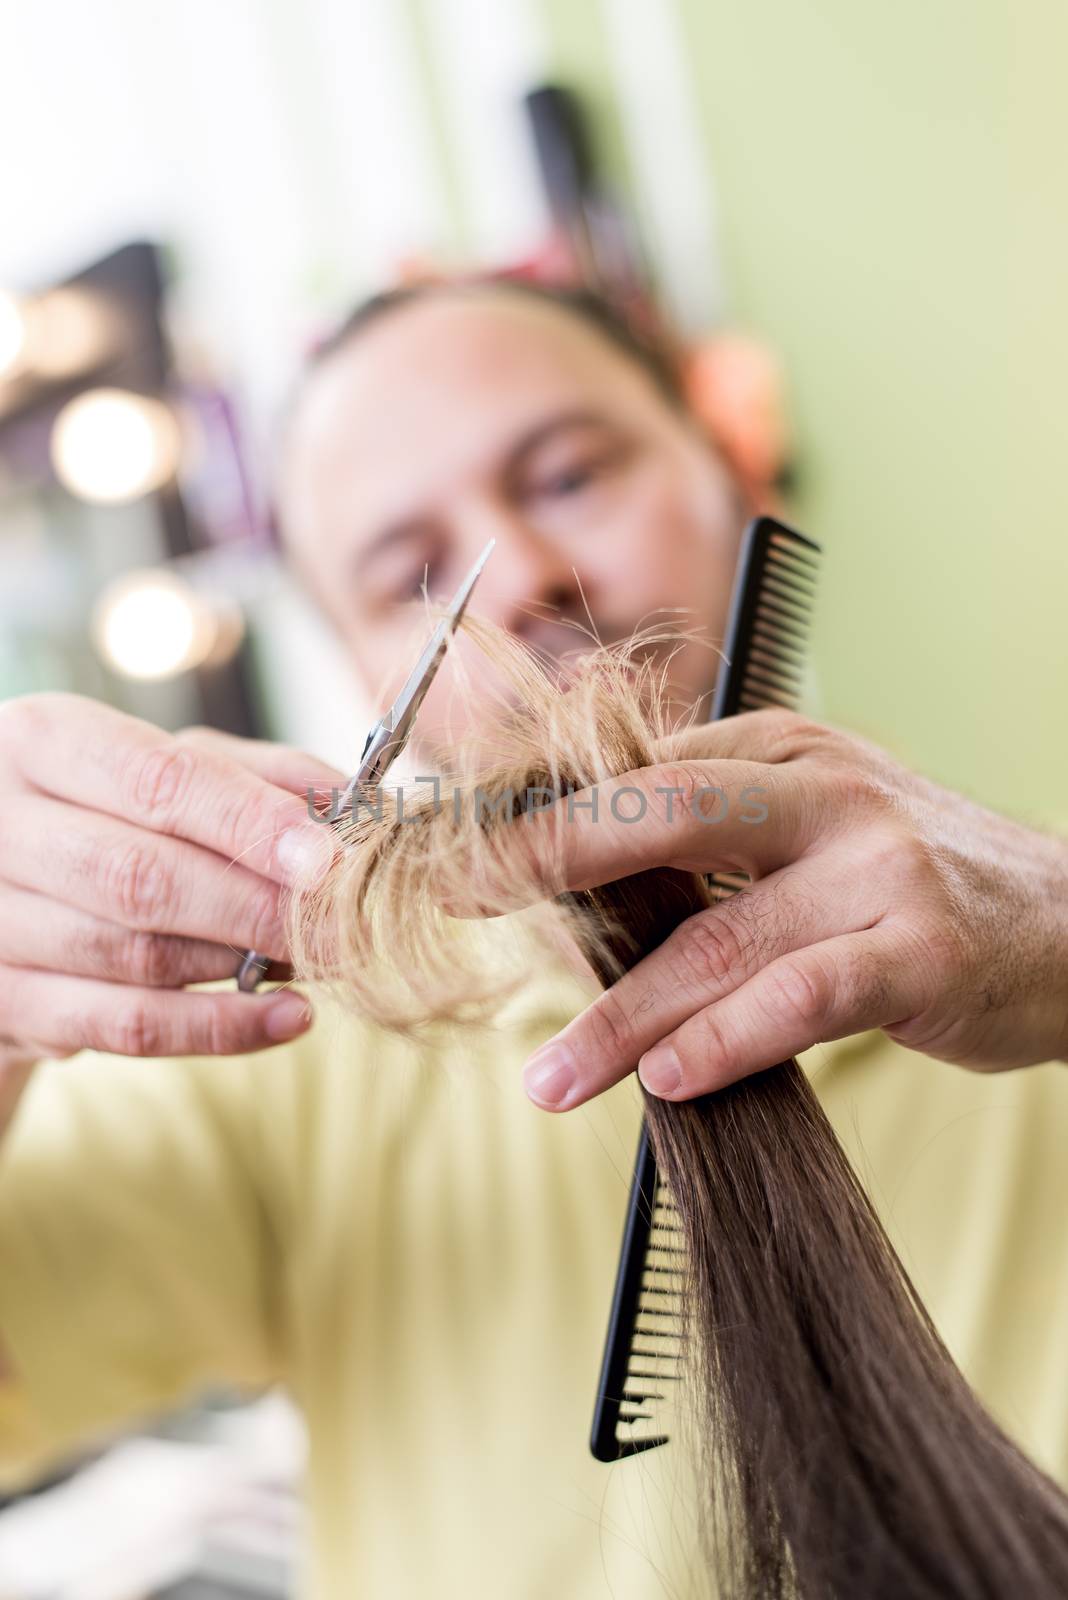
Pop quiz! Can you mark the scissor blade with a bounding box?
[237,540,493,990]
[333,539,495,810]
[381,538,495,746]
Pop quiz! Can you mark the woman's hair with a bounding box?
[290,617,1068,1598]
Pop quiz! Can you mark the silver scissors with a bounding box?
[235,538,496,993]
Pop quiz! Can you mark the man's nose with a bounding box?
[463,509,586,644]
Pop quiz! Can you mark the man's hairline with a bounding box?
[286,278,693,439]
[274,280,727,570]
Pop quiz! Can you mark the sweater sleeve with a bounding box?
[0,1031,311,1490]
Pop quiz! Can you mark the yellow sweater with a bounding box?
[0,964,1066,1597]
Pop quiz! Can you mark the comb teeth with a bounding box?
[591,1143,687,1460]
[591,517,821,1463]
[619,1195,686,1430]
[711,518,820,724]
[591,1130,682,1459]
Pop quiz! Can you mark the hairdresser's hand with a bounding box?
[0,693,343,1110]
[516,710,1068,1109]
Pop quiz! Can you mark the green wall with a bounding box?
[677,0,1068,825]
[536,1,1065,824]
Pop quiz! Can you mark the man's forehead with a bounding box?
[304,294,635,429]
[283,291,644,525]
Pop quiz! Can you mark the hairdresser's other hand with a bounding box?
[516,710,1068,1109]
[0,694,343,1102]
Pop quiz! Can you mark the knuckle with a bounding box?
[127,929,177,987]
[654,761,716,824]
[863,818,937,887]
[123,742,196,825]
[763,707,811,748]
[889,832,936,889]
[855,819,910,878]
[202,1002,241,1057]
[584,989,637,1063]
[110,999,164,1058]
[818,764,897,826]
[72,921,122,980]
[719,879,782,943]
[748,709,828,761]
[674,911,749,994]
[769,953,836,1029]
[106,842,174,929]
[688,1005,732,1079]
[74,923,183,990]
[214,781,264,862]
[823,764,872,808]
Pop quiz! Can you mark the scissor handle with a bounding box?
[233,725,380,995]
[236,949,272,993]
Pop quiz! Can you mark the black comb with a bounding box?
[590,514,821,1462]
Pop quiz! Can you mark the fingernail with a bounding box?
[265,992,313,1041]
[638,1044,682,1097]
[275,825,333,887]
[523,1043,577,1108]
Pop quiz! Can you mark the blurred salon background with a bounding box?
[0,0,1063,1594]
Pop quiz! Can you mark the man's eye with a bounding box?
[533,458,610,500]
[527,442,629,504]
[386,561,437,604]
[545,466,595,495]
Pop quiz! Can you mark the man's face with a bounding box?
[279,287,746,755]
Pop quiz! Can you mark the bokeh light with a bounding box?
[50,387,181,504]
[26,285,111,380]
[91,569,218,680]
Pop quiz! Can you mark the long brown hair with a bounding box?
[291,617,1068,1597]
